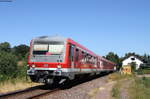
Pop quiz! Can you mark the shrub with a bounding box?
[130,62,136,72]
[17,62,28,79]
[0,42,11,53]
[12,45,29,60]
[0,51,18,79]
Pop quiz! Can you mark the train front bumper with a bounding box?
[27,67,75,80]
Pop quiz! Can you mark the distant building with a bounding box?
[122,56,143,70]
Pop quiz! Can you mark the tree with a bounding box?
[0,42,11,52]
[12,44,29,60]
[105,52,121,70]
[124,52,143,60]
[142,54,150,64]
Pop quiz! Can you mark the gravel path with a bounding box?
[41,75,115,99]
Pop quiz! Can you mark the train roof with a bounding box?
[32,35,67,43]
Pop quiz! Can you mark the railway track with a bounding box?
[29,88,60,99]
[0,73,111,99]
[0,85,60,99]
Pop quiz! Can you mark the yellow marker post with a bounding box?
[121,65,132,75]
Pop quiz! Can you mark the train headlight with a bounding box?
[32,64,35,68]
[57,65,61,68]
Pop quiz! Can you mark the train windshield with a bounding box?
[33,42,65,55]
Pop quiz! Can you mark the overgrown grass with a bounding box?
[110,73,133,99]
[112,86,120,98]
[136,69,150,75]
[0,77,40,93]
[110,72,150,99]
[129,77,150,99]
[111,73,150,99]
[108,72,132,81]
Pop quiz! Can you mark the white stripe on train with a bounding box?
[34,67,114,73]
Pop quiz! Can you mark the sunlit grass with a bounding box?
[129,77,150,99]
[0,77,41,93]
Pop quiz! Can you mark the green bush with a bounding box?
[0,42,29,83]
[12,45,29,60]
[0,42,11,53]
[0,51,18,80]
[131,62,136,73]
[17,62,28,79]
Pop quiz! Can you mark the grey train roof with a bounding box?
[33,36,67,43]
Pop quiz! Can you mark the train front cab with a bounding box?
[27,37,75,84]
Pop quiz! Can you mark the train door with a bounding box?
[69,44,75,71]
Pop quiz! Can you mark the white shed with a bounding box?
[122,56,143,70]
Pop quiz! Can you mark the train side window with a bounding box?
[69,45,74,61]
[82,51,84,56]
[76,48,79,61]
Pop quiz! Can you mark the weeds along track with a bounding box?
[0,85,60,99]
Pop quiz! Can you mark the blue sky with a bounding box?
[0,0,150,56]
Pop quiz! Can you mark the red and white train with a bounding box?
[27,36,116,85]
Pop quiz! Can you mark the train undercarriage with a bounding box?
[27,67,114,86]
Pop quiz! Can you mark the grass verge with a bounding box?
[0,77,41,93]
[110,73,132,99]
[110,73,150,99]
[128,77,150,99]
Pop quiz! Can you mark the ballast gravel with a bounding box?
[42,75,114,99]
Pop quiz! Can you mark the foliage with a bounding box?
[0,42,29,83]
[17,62,28,78]
[140,64,150,69]
[123,52,142,60]
[130,62,136,72]
[142,54,150,64]
[0,51,18,78]
[105,52,122,70]
[12,44,29,60]
[0,42,11,52]
[136,69,150,75]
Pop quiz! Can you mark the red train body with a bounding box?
[27,36,116,84]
